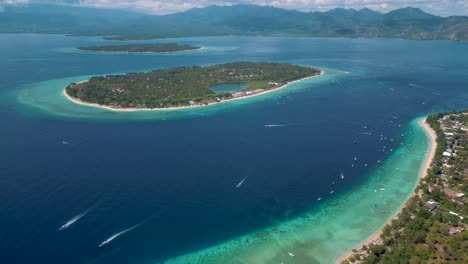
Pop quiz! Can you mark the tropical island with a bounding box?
[341,111,467,264]
[64,62,322,110]
[76,43,201,53]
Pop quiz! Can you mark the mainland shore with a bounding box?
[63,70,324,112]
[74,46,204,54]
[336,117,437,263]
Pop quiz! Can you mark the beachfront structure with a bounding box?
[449,227,464,235]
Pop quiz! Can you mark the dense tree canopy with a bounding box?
[66,62,320,109]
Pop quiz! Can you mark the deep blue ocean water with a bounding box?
[0,34,467,264]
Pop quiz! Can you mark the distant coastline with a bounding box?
[63,70,324,112]
[75,43,202,54]
[336,117,437,264]
[74,47,204,54]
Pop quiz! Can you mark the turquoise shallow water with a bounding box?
[4,68,338,121]
[159,118,430,264]
[0,34,467,264]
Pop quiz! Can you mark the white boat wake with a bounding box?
[236,177,248,188]
[264,124,288,128]
[98,218,151,247]
[408,83,443,94]
[59,209,90,231]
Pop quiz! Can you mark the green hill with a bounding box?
[1,4,467,41]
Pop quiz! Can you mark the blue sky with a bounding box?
[1,0,467,16]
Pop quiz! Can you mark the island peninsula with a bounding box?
[65,62,322,110]
[76,43,201,53]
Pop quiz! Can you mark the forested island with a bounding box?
[65,62,322,110]
[76,43,201,53]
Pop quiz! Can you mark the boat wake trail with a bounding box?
[265,123,299,128]
[236,177,248,188]
[98,217,152,247]
[408,83,443,95]
[59,209,91,231]
[265,124,287,128]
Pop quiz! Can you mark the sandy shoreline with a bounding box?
[62,70,324,112]
[336,117,437,264]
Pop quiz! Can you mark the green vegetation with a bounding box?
[343,110,467,264]
[76,43,200,53]
[2,4,467,41]
[65,62,320,109]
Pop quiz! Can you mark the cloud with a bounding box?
[75,0,468,16]
[1,0,30,4]
[1,0,467,16]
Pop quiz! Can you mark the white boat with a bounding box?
[288,252,295,257]
[264,124,286,128]
[236,177,247,188]
[98,219,149,247]
[59,210,89,231]
[317,197,322,201]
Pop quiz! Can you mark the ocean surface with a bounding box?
[0,34,467,264]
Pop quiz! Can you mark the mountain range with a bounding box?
[1,4,467,41]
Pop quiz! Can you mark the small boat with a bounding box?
[236,177,247,188]
[317,197,322,201]
[288,252,295,257]
[62,141,70,145]
[276,228,286,232]
[381,211,386,213]
[59,210,89,231]
[340,172,344,179]
[380,188,386,191]
[330,190,334,194]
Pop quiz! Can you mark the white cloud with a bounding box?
[1,0,30,4]
[79,0,468,16]
[1,0,467,16]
